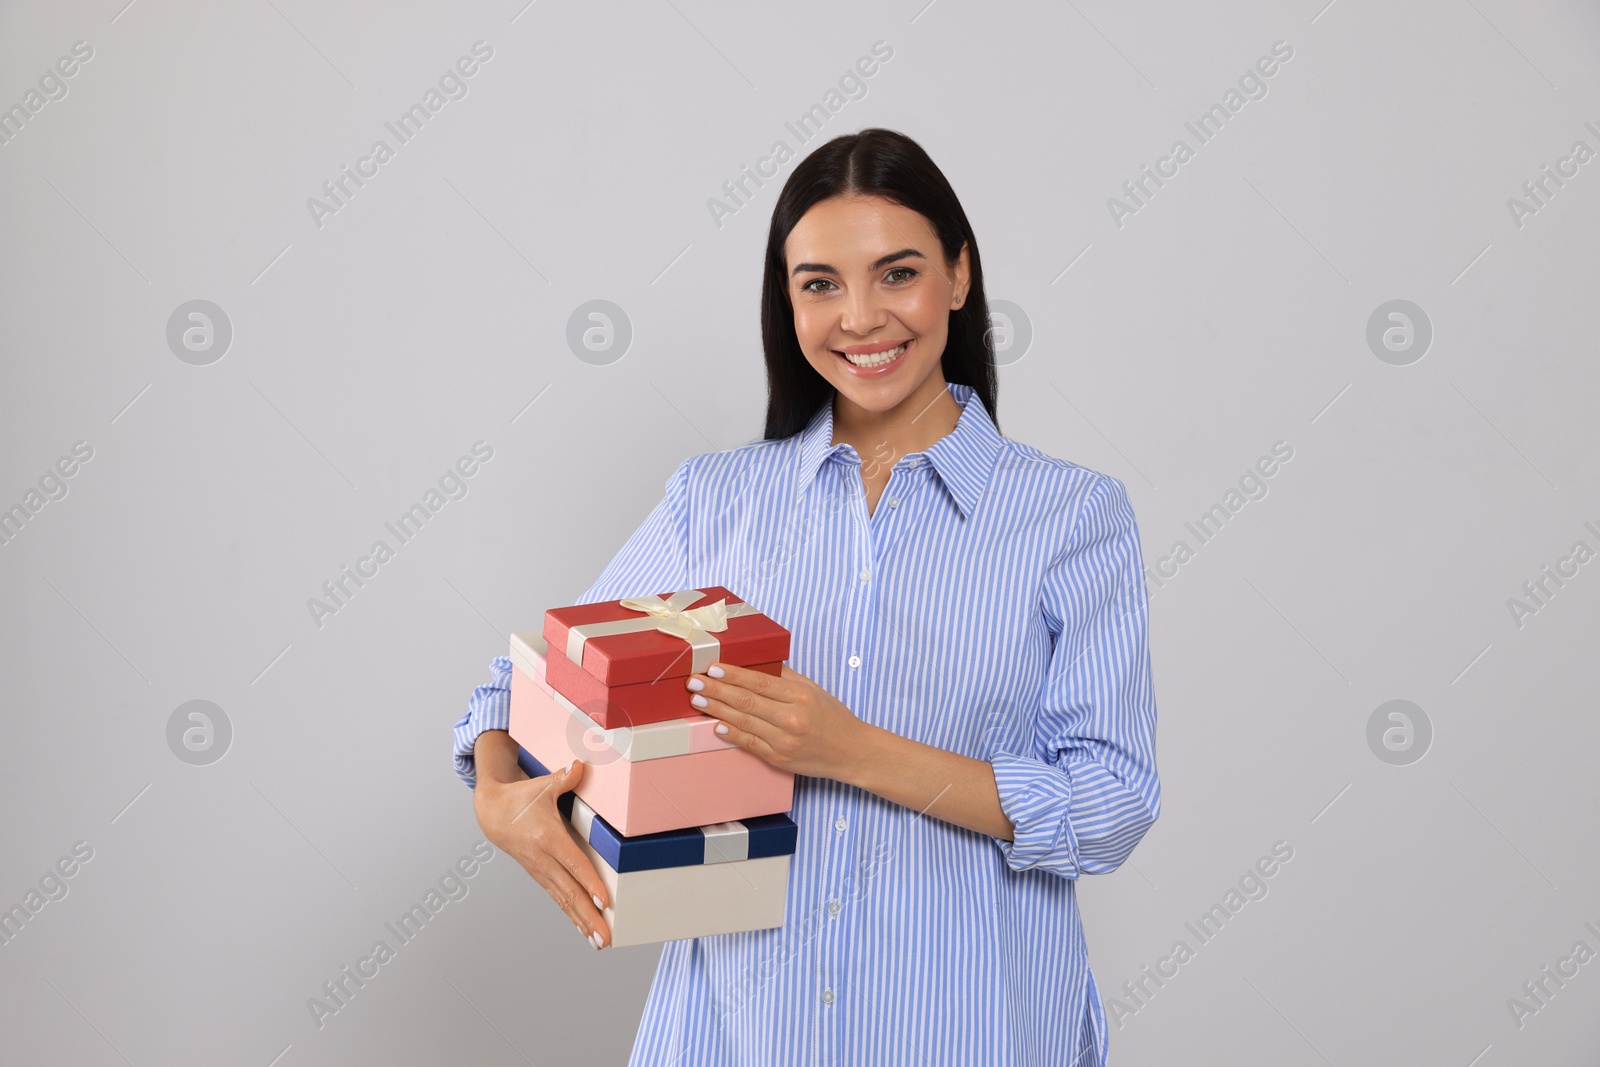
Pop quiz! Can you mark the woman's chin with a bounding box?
[831,378,913,413]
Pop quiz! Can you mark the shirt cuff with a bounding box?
[452,655,513,789]
[990,751,1079,877]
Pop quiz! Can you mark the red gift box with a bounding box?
[542,586,790,728]
[543,644,782,728]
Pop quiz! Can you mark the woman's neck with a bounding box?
[830,374,964,465]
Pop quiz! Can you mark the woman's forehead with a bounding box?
[786,198,934,267]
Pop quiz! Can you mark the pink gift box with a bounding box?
[507,631,794,837]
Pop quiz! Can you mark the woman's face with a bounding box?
[785,194,970,418]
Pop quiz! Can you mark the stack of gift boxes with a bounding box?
[506,586,798,947]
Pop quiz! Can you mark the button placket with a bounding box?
[870,460,921,565]
[816,786,845,1043]
[823,460,876,1045]
[849,457,876,674]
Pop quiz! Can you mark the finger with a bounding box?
[560,758,588,792]
[533,821,611,945]
[504,766,613,947]
[540,758,586,801]
[701,713,784,768]
[696,691,782,749]
[508,760,582,828]
[545,818,612,923]
[707,661,790,699]
[695,675,759,717]
[693,669,788,722]
[529,860,609,947]
[535,768,612,942]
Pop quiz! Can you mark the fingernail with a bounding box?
[708,665,725,679]
[592,894,605,911]
[589,931,602,950]
[715,723,730,735]
[690,694,707,708]
[686,677,704,692]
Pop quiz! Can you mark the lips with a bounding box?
[834,339,911,377]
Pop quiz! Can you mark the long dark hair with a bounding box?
[759,128,999,440]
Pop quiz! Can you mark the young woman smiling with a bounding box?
[453,128,1161,1067]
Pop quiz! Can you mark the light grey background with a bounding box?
[2,1,1597,1064]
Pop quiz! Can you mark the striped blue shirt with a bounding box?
[452,381,1161,1066]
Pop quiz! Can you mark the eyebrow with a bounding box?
[790,248,925,277]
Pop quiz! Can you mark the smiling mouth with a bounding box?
[835,340,910,370]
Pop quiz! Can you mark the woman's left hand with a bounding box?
[686,662,869,781]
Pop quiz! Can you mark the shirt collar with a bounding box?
[793,382,1004,519]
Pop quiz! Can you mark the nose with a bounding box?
[838,281,887,337]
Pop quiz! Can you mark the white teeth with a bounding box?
[841,343,907,368]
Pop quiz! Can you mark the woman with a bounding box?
[452,128,1160,1066]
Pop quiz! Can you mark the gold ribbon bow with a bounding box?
[566,589,761,676]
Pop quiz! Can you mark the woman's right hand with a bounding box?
[472,729,611,949]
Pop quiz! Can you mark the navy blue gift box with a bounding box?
[516,744,800,945]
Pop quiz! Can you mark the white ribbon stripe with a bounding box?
[570,795,597,842]
[700,821,750,864]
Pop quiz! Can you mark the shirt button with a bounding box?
[858,567,871,582]
[887,497,899,509]
[835,817,847,833]
[821,988,835,1004]
[908,457,922,469]
[827,899,841,917]
[847,653,861,669]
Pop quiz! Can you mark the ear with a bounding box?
[951,241,972,308]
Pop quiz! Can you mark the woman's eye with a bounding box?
[800,269,914,293]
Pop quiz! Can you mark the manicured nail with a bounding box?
[715,723,730,735]
[589,931,602,950]
[690,694,707,708]
[708,665,726,679]
[592,894,605,911]
[686,677,704,692]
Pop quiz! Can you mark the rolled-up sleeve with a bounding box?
[451,458,692,788]
[990,474,1161,878]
